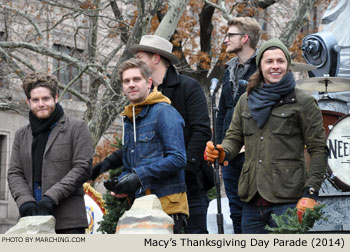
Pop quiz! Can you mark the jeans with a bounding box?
[33,182,42,202]
[185,190,209,234]
[222,153,244,234]
[241,201,297,234]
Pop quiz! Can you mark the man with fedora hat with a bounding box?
[92,35,212,234]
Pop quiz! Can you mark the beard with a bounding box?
[32,106,55,120]
[226,45,243,54]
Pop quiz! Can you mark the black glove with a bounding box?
[91,149,123,180]
[103,177,119,192]
[91,159,112,180]
[19,201,38,217]
[37,196,56,216]
[113,173,141,195]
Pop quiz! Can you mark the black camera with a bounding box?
[103,178,119,193]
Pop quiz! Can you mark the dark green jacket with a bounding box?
[222,88,328,203]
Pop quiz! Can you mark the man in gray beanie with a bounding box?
[205,38,328,233]
[255,38,292,68]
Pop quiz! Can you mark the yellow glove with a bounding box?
[204,141,225,164]
[296,197,318,223]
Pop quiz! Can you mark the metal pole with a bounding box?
[210,91,224,234]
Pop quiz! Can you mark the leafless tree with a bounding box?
[0,0,320,147]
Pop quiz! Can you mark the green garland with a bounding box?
[97,166,129,234]
[265,204,327,234]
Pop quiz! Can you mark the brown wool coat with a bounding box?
[8,114,93,230]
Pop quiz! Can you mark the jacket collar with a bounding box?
[123,89,170,120]
[225,50,257,68]
[135,105,150,119]
[274,89,297,108]
[44,114,66,154]
[159,64,180,89]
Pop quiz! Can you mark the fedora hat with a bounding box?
[129,35,179,64]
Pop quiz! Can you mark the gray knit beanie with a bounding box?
[256,38,291,67]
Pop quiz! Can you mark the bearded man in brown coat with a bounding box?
[8,72,93,234]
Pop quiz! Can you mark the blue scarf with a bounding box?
[248,72,296,128]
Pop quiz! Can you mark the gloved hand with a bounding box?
[113,173,141,196]
[91,149,124,180]
[19,201,38,217]
[296,197,318,223]
[204,141,225,164]
[91,159,112,180]
[37,196,56,216]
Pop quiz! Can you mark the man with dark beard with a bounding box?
[8,72,93,234]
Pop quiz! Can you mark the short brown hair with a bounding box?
[228,17,262,49]
[136,51,170,68]
[22,72,59,99]
[118,58,152,81]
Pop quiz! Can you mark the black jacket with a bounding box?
[159,65,212,193]
[216,56,257,143]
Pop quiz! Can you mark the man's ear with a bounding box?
[153,54,161,64]
[54,94,59,103]
[26,98,30,106]
[242,34,249,44]
[147,77,153,89]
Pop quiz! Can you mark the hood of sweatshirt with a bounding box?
[122,88,171,144]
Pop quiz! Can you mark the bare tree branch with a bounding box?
[280,0,317,47]
[109,1,129,43]
[58,66,90,103]
[0,0,324,148]
[254,0,277,9]
[202,0,234,20]
[0,41,122,97]
[0,101,28,118]
[0,47,27,79]
[0,4,44,42]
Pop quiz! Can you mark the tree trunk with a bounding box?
[155,0,189,39]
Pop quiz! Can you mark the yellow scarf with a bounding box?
[122,88,171,120]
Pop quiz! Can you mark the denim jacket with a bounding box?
[121,102,187,199]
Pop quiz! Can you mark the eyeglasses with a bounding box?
[224,32,245,40]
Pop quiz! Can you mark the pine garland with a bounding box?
[265,204,327,234]
[95,138,129,234]
[97,166,129,234]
